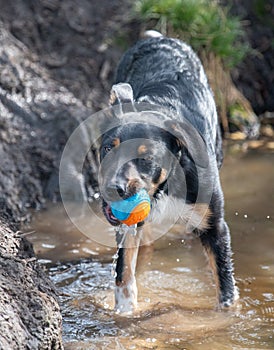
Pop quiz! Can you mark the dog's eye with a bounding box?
[143,156,153,162]
[104,145,112,153]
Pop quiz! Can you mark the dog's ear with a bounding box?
[164,120,210,168]
[109,83,135,116]
[109,83,134,105]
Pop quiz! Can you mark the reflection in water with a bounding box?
[27,150,274,349]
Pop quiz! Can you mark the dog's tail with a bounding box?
[142,30,163,39]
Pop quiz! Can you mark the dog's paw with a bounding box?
[114,279,137,315]
[219,286,240,309]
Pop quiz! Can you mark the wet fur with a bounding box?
[100,37,238,311]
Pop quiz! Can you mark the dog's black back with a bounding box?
[115,37,222,165]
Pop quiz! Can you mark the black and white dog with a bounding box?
[99,34,238,313]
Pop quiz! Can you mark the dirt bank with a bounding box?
[0,0,132,346]
[0,213,62,349]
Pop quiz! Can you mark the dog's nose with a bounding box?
[105,184,126,201]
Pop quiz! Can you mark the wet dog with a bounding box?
[99,35,238,313]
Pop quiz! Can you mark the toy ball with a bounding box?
[110,189,151,226]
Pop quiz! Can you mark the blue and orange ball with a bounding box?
[110,189,151,226]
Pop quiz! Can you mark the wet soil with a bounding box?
[0,217,63,349]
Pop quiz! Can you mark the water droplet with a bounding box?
[173,267,191,273]
[262,293,274,301]
[146,338,157,343]
[37,258,52,264]
[82,247,99,255]
[69,249,79,254]
[41,243,55,249]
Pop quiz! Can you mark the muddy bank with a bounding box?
[0,214,62,349]
[0,0,136,112]
[0,20,96,349]
[0,0,133,345]
[0,24,70,348]
[0,24,97,219]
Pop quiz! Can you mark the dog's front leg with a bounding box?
[114,227,142,313]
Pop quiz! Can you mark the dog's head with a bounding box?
[99,122,179,225]
[99,83,208,226]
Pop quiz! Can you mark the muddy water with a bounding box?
[27,149,274,349]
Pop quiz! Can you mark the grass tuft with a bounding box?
[135,0,249,67]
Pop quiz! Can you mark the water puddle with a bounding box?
[26,148,274,349]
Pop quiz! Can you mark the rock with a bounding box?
[261,112,274,125]
[266,142,274,150]
[228,102,259,137]
[260,125,274,138]
[228,131,247,141]
[247,140,265,149]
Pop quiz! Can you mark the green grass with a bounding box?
[135,0,249,67]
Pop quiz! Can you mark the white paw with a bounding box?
[114,279,137,314]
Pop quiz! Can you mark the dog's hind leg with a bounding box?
[199,213,239,308]
[114,227,142,313]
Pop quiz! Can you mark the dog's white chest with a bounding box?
[149,194,210,232]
